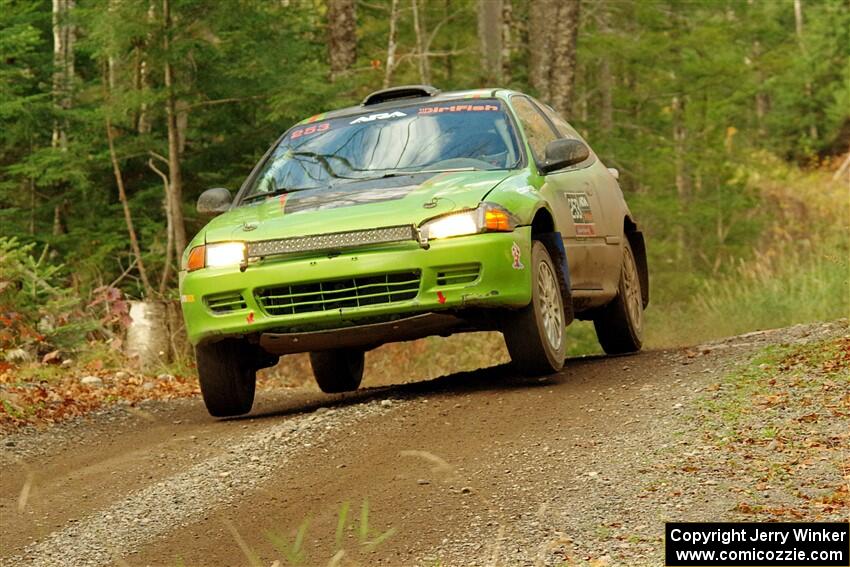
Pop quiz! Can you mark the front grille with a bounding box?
[247,225,420,259]
[256,271,421,316]
[436,264,481,286]
[205,291,247,313]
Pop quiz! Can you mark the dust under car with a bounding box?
[180,85,649,417]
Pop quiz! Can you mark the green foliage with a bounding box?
[0,237,129,354]
[0,0,847,359]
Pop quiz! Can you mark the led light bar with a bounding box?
[247,225,423,259]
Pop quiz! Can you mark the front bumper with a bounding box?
[179,227,533,346]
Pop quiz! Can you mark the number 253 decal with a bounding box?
[290,122,330,140]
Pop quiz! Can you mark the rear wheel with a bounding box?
[196,340,258,417]
[310,349,365,393]
[593,239,644,354]
[503,240,566,376]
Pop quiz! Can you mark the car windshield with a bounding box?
[240,98,521,203]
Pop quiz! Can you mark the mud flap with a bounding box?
[626,230,650,308]
[536,232,574,325]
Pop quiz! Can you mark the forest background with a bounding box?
[1,0,848,397]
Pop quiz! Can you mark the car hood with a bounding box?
[202,170,512,242]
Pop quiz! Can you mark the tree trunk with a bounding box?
[148,158,174,295]
[599,58,613,133]
[106,115,154,297]
[529,0,553,102]
[793,0,818,141]
[752,40,768,138]
[162,0,188,259]
[411,0,430,84]
[548,0,580,117]
[598,3,613,133]
[383,0,400,88]
[478,0,502,84]
[500,0,512,84]
[672,94,689,260]
[51,0,75,151]
[136,2,156,134]
[327,0,357,80]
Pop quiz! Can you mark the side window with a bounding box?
[537,101,597,167]
[511,96,559,164]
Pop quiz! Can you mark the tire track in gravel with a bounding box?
[1,398,395,567]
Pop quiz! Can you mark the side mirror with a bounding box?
[539,139,590,174]
[197,188,232,216]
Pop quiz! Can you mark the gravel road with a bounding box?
[1,320,847,566]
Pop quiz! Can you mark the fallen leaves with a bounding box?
[0,366,200,429]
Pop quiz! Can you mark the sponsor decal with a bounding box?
[349,111,407,124]
[180,294,195,303]
[418,104,500,114]
[289,122,330,140]
[246,312,255,324]
[565,192,597,237]
[575,224,596,237]
[437,291,447,305]
[511,241,524,270]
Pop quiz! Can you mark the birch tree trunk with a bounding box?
[383,0,399,88]
[162,0,188,259]
[793,0,818,141]
[478,0,502,84]
[411,0,430,84]
[327,0,357,80]
[548,0,580,117]
[52,0,75,151]
[672,94,689,260]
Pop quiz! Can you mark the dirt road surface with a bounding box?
[1,321,847,566]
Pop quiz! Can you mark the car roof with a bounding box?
[297,87,519,125]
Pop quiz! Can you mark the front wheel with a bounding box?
[196,340,258,417]
[593,239,644,354]
[503,240,567,376]
[310,349,364,393]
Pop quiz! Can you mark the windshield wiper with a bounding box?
[363,167,478,181]
[240,187,300,205]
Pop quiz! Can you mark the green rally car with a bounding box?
[181,85,649,417]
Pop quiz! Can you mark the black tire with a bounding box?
[310,349,364,393]
[195,339,258,417]
[503,240,567,376]
[593,239,644,354]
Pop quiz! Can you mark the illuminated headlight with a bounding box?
[205,242,246,268]
[420,203,516,240]
[186,242,247,271]
[421,210,479,239]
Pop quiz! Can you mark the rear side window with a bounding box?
[511,96,559,165]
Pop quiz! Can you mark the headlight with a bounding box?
[422,210,479,239]
[420,203,516,240]
[186,242,246,271]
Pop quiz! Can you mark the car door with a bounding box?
[536,101,626,292]
[510,95,606,291]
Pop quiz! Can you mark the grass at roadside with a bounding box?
[646,242,849,348]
